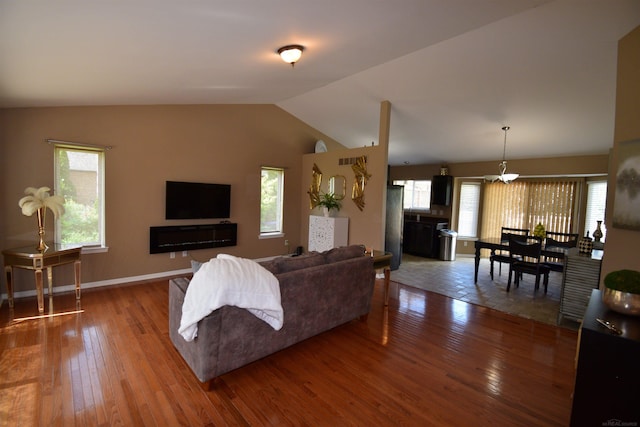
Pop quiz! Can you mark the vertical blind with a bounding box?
[481,179,578,240]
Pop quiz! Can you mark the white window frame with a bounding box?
[585,180,607,242]
[457,182,481,238]
[393,179,432,211]
[259,166,285,238]
[54,143,107,252]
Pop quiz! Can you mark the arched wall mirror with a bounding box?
[329,175,347,200]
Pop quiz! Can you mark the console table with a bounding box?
[570,289,640,426]
[2,244,82,313]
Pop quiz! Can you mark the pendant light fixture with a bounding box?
[278,45,304,67]
[484,126,519,184]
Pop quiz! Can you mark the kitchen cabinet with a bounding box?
[403,217,448,258]
[431,175,453,206]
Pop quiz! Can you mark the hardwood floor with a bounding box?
[0,278,578,426]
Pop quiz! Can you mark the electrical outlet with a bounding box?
[284,239,289,246]
[170,252,175,259]
[182,251,188,257]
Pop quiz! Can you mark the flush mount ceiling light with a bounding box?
[278,44,304,67]
[484,126,519,184]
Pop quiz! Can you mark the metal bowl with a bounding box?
[602,287,640,316]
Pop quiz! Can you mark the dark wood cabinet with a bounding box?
[570,290,640,426]
[403,217,448,258]
[431,175,453,206]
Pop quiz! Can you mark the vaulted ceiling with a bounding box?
[1,1,639,165]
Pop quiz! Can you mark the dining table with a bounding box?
[474,237,566,283]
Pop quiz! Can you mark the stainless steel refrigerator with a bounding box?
[385,185,404,270]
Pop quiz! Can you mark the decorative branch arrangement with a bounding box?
[307,163,322,209]
[18,186,65,250]
[351,156,371,211]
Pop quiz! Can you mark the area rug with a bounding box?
[390,254,572,327]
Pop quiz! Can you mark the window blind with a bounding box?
[585,181,607,241]
[457,182,481,238]
[481,179,578,240]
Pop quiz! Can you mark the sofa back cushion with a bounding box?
[257,259,280,275]
[272,252,326,274]
[323,245,366,263]
[257,245,366,275]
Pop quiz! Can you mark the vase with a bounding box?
[322,207,336,217]
[578,231,593,255]
[592,220,603,243]
[36,207,48,251]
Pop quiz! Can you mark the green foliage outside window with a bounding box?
[261,168,283,233]
[60,199,100,244]
[56,147,102,246]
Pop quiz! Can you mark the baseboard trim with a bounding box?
[1,267,192,302]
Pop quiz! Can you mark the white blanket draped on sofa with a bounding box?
[178,254,283,342]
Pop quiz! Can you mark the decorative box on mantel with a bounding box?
[308,216,349,252]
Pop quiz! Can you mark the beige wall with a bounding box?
[301,144,387,252]
[601,25,640,283]
[300,101,390,253]
[0,105,348,294]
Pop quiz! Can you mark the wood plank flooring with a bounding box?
[0,278,578,426]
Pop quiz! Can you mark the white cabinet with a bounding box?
[308,216,349,252]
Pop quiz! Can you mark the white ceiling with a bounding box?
[1,1,639,166]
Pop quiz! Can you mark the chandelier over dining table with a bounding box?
[484,126,519,184]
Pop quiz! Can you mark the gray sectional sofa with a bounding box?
[168,245,376,385]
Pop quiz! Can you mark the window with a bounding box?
[260,167,284,236]
[54,144,106,248]
[393,180,431,210]
[481,179,578,239]
[457,182,481,238]
[585,180,607,242]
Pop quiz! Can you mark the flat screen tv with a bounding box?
[165,181,231,220]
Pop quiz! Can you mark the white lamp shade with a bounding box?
[278,45,303,64]
[501,173,519,183]
[485,157,518,183]
[484,173,519,184]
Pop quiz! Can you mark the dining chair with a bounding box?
[543,231,579,273]
[490,227,529,280]
[507,236,551,293]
